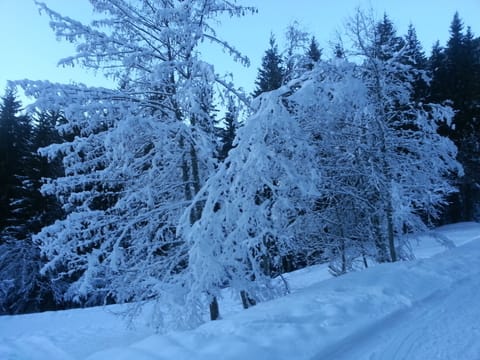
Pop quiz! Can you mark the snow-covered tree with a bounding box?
[181,82,323,321]
[184,10,462,308]
[283,21,310,83]
[19,0,255,327]
[345,10,462,262]
[0,235,59,314]
[288,60,380,273]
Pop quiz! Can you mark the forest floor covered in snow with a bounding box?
[1,222,479,360]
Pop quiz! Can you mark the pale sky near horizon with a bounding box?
[0,0,479,99]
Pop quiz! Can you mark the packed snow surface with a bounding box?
[1,222,479,360]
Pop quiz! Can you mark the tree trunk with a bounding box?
[386,195,397,262]
[362,253,369,268]
[373,216,388,262]
[182,127,221,321]
[209,296,220,320]
[240,290,256,309]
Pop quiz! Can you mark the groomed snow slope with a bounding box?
[1,223,479,360]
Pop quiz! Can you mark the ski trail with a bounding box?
[312,273,480,360]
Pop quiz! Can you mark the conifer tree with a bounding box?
[444,12,468,125]
[373,13,405,61]
[305,36,322,70]
[0,87,34,238]
[403,24,428,101]
[30,110,65,233]
[216,98,239,161]
[253,34,284,97]
[429,41,447,105]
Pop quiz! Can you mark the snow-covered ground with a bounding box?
[1,222,479,360]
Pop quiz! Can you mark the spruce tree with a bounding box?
[30,110,65,232]
[444,12,468,128]
[0,87,34,238]
[373,13,405,61]
[216,98,239,161]
[403,24,428,101]
[252,34,284,97]
[305,36,322,70]
[429,41,447,105]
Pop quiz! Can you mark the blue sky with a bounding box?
[0,0,479,97]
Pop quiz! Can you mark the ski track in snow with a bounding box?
[314,272,480,360]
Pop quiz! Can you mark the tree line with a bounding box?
[0,1,478,329]
[0,90,64,313]
[252,13,480,224]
